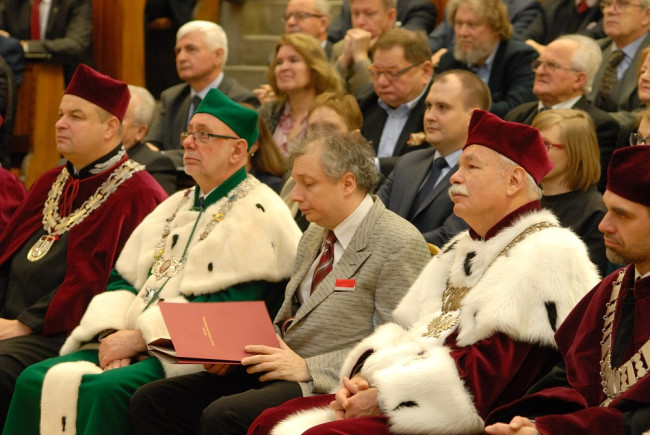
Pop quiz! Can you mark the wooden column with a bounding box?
[14,62,65,188]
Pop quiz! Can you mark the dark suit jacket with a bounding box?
[328,0,437,43]
[521,0,604,45]
[0,0,94,82]
[436,38,538,118]
[505,96,620,192]
[359,85,430,177]
[588,34,650,126]
[144,76,259,152]
[377,147,467,246]
[126,141,177,195]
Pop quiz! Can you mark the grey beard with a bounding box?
[453,44,493,66]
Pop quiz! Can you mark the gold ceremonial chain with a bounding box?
[144,176,258,306]
[424,221,556,338]
[600,269,650,406]
[27,160,144,262]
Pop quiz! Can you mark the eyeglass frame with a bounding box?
[629,132,650,146]
[599,0,646,11]
[543,139,565,151]
[180,130,239,146]
[367,61,425,81]
[281,11,324,23]
[531,59,581,73]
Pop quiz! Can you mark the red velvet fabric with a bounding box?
[0,168,26,234]
[488,266,650,434]
[0,157,167,336]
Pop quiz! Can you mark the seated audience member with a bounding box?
[2,89,302,434]
[521,0,604,55]
[485,144,650,435]
[377,69,489,246]
[0,0,93,83]
[429,0,542,53]
[588,0,650,126]
[329,0,437,43]
[532,108,607,275]
[124,85,177,195]
[617,47,650,147]
[283,0,332,56]
[629,108,650,148]
[0,166,25,233]
[435,0,538,118]
[249,110,600,435]
[258,33,343,156]
[505,34,620,192]
[144,20,258,162]
[248,109,288,193]
[0,65,167,426]
[281,92,364,231]
[359,27,433,177]
[331,0,397,98]
[130,128,432,435]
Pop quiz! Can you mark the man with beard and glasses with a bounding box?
[435,0,538,118]
[485,144,650,435]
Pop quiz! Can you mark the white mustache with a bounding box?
[448,184,468,200]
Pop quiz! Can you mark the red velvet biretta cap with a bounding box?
[463,109,554,184]
[64,64,130,121]
[606,145,650,207]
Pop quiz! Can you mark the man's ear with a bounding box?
[231,139,248,164]
[506,166,528,196]
[341,172,357,197]
[105,116,120,141]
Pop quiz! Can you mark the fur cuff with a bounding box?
[271,406,335,435]
[372,346,483,434]
[40,361,103,435]
[60,291,135,355]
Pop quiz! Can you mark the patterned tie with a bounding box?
[598,50,625,103]
[311,231,336,294]
[409,157,448,219]
[30,0,41,40]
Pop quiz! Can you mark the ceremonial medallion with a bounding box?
[27,235,58,262]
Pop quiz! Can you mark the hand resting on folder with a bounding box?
[236,333,312,382]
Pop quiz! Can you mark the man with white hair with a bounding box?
[144,20,258,158]
[505,34,620,191]
[123,85,176,194]
[283,0,332,56]
[248,110,600,435]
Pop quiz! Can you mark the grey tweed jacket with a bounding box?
[275,196,431,396]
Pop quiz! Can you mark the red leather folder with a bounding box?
[148,301,278,364]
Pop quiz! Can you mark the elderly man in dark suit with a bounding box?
[378,69,489,247]
[588,0,650,126]
[435,0,538,118]
[144,20,258,162]
[358,27,433,177]
[130,127,431,435]
[506,34,620,191]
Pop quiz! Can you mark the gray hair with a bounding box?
[312,0,331,16]
[351,0,396,9]
[177,20,229,66]
[498,154,542,200]
[289,126,378,193]
[558,34,602,94]
[127,85,156,127]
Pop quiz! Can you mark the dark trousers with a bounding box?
[0,333,65,426]
[130,366,302,435]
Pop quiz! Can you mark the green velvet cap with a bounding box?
[195,89,259,149]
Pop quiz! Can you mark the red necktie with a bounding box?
[311,231,336,293]
[577,0,589,13]
[30,0,41,40]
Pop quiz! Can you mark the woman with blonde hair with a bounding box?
[532,108,607,275]
[258,33,344,156]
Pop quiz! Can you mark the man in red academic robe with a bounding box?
[0,64,167,425]
[485,144,650,435]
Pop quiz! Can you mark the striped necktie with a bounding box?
[311,231,336,293]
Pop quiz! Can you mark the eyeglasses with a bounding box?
[281,11,324,23]
[531,59,580,73]
[543,140,565,151]
[600,0,645,11]
[180,131,238,146]
[629,132,650,145]
[367,62,424,81]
